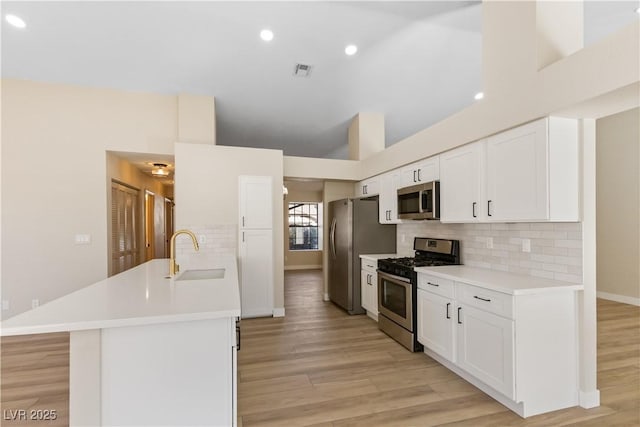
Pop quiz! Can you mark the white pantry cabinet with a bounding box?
[239,229,273,318]
[378,170,403,224]
[401,156,440,187]
[238,175,273,229]
[355,176,380,197]
[440,117,579,223]
[416,268,579,418]
[238,175,274,318]
[360,258,379,320]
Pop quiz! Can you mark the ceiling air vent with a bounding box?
[293,63,312,78]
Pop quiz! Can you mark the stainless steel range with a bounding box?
[377,237,460,351]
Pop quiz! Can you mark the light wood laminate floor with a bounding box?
[238,270,639,427]
[0,270,638,426]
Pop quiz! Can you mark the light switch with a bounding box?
[32,299,39,309]
[199,234,206,244]
[75,234,91,245]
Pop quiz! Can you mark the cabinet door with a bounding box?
[417,157,440,182]
[456,304,515,398]
[401,157,440,187]
[239,229,273,318]
[378,171,402,224]
[239,176,272,229]
[486,119,548,221]
[440,142,484,222]
[356,178,380,197]
[370,271,378,315]
[417,290,455,362]
[360,270,371,312]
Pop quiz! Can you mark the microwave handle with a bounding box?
[330,217,337,259]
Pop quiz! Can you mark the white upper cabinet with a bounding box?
[401,156,440,187]
[440,141,485,222]
[238,175,273,229]
[440,117,579,223]
[378,171,403,224]
[355,176,380,198]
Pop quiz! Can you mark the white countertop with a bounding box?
[359,253,397,261]
[414,265,583,295]
[1,255,241,336]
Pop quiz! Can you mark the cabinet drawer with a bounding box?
[456,283,513,319]
[417,273,454,299]
[361,259,377,273]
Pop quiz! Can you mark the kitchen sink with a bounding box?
[176,268,225,281]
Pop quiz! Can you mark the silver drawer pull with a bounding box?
[427,282,439,287]
[474,295,491,302]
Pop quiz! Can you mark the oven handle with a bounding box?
[377,270,412,284]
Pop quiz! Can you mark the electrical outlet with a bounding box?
[522,238,531,253]
[32,299,40,309]
[199,234,206,244]
[486,237,494,249]
[2,300,9,311]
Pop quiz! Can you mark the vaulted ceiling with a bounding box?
[2,1,636,159]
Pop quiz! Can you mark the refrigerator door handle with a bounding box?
[330,217,337,259]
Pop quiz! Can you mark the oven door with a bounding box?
[378,271,413,331]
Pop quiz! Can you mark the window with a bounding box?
[288,202,322,250]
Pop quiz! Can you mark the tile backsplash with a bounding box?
[398,222,583,284]
[175,224,237,261]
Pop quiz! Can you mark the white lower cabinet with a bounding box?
[417,270,579,418]
[360,258,379,320]
[456,304,514,399]
[417,289,454,362]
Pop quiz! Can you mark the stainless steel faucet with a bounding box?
[169,229,200,276]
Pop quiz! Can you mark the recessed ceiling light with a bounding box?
[5,14,26,29]
[635,6,640,14]
[260,29,274,42]
[474,92,484,100]
[345,45,358,56]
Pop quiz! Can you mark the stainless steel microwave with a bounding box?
[397,181,440,220]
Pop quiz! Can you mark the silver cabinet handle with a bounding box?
[417,169,421,182]
[472,202,477,218]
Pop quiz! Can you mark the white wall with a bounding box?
[596,107,640,304]
[1,79,177,318]
[174,142,285,310]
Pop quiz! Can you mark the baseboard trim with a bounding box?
[272,308,285,317]
[579,389,600,408]
[323,293,330,302]
[284,265,322,271]
[596,291,640,307]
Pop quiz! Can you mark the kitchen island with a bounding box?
[1,256,241,427]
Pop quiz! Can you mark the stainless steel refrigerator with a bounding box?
[328,197,396,314]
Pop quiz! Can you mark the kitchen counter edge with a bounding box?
[414,265,583,295]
